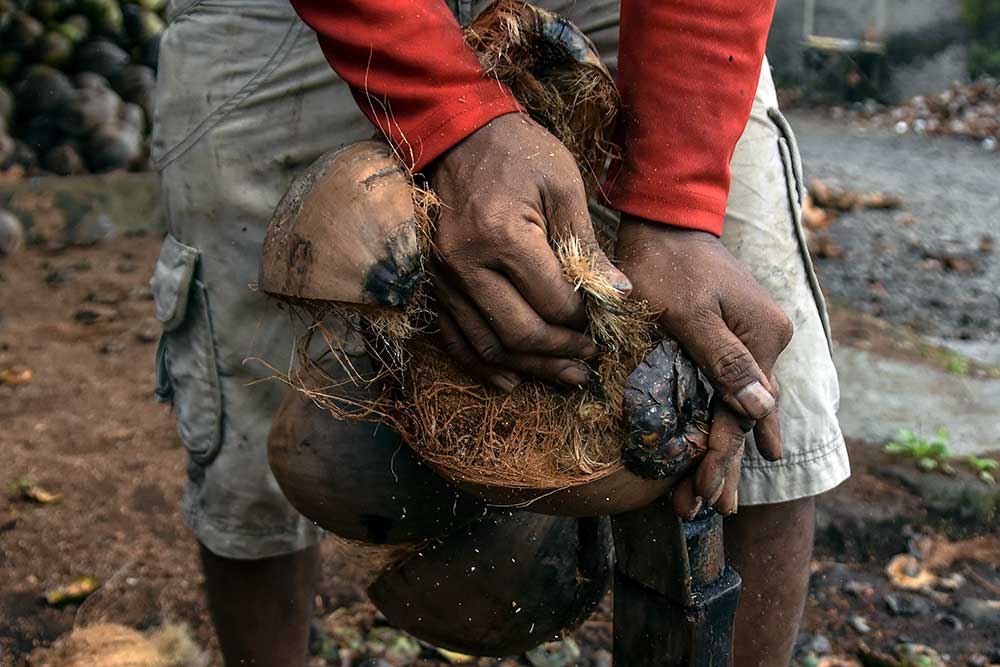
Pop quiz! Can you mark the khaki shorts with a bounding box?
[150,0,849,560]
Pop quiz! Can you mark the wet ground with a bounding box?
[788,110,999,345]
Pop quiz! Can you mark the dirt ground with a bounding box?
[2,237,999,667]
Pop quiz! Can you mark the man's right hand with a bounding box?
[428,113,631,392]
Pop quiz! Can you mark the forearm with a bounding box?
[288,0,521,171]
[606,0,777,236]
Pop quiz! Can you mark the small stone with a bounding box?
[73,309,101,325]
[848,616,871,634]
[885,592,932,617]
[966,653,990,667]
[98,341,126,355]
[982,137,998,152]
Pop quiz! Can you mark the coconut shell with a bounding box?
[35,31,74,69]
[268,387,486,545]
[370,511,612,656]
[111,64,154,119]
[259,140,423,307]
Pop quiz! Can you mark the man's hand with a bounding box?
[616,216,793,517]
[428,113,630,391]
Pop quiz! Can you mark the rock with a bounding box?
[884,592,932,617]
[879,462,1000,524]
[0,209,24,258]
[848,616,871,634]
[957,598,1000,628]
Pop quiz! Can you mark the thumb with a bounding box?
[678,313,776,420]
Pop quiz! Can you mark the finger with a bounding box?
[543,172,632,298]
[454,267,597,359]
[499,224,589,330]
[434,276,592,386]
[713,444,743,516]
[694,404,747,502]
[753,375,783,461]
[675,312,776,420]
[436,310,521,393]
[671,475,702,520]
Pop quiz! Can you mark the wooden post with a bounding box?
[611,499,741,666]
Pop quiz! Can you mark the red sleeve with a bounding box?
[288,0,521,171]
[604,0,776,236]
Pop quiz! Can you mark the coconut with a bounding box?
[262,0,709,518]
[111,64,155,120]
[0,209,25,258]
[35,31,74,69]
[60,83,121,135]
[44,142,87,175]
[85,121,142,171]
[369,510,612,655]
[268,385,486,544]
[0,52,21,84]
[3,12,44,51]
[75,39,130,81]
[21,113,63,155]
[123,5,164,43]
[15,65,75,117]
[0,84,11,123]
[56,15,92,45]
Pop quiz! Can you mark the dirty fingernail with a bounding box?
[558,364,589,386]
[581,340,599,358]
[683,497,703,521]
[612,275,632,294]
[492,374,520,394]
[734,380,776,419]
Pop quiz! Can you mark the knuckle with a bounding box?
[710,341,755,388]
[473,337,504,364]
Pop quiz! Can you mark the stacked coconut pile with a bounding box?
[0,0,163,176]
[874,78,1000,151]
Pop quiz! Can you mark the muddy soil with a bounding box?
[2,238,999,666]
[789,111,1000,344]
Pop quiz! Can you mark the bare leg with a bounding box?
[724,497,815,667]
[199,542,320,667]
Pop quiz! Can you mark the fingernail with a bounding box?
[581,340,599,358]
[611,275,632,294]
[558,363,589,386]
[684,497,703,521]
[735,380,776,419]
[492,374,520,394]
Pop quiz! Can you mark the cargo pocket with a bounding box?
[151,234,224,464]
[769,107,834,353]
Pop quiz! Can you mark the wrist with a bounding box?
[618,214,718,245]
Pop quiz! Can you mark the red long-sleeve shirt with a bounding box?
[289,0,775,236]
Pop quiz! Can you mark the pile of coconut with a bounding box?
[0,0,163,176]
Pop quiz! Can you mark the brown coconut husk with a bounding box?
[271,0,662,491]
[30,624,209,667]
[462,0,620,193]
